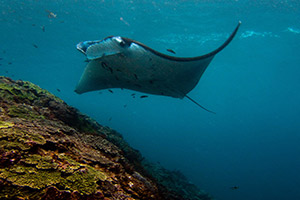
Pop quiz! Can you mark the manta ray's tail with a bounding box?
[185,95,216,114]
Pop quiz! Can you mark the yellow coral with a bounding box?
[0,121,14,129]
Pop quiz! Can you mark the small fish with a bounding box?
[134,74,138,80]
[167,49,176,54]
[0,58,3,60]
[140,95,148,98]
[46,10,57,18]
[56,88,61,92]
[108,117,112,121]
[33,44,38,48]
[8,62,12,65]
[230,186,239,190]
[108,89,113,93]
[41,25,45,32]
[123,104,127,108]
[120,17,130,26]
[32,24,36,26]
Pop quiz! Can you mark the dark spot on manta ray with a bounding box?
[166,49,176,54]
[131,93,135,96]
[140,95,148,98]
[101,62,108,69]
[108,67,113,74]
[134,84,142,88]
[108,89,113,93]
[116,69,122,72]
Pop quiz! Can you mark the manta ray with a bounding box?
[75,22,241,113]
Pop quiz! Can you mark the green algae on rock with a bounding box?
[0,76,213,200]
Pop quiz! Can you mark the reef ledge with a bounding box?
[0,76,213,200]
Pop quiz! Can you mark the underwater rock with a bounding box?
[0,76,213,200]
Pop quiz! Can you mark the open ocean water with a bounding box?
[1,0,300,199]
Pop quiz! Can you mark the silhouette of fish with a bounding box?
[230,186,239,190]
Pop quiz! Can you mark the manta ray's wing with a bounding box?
[75,22,241,112]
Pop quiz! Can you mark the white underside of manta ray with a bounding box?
[75,22,241,113]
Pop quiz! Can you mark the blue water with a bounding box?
[1,0,300,199]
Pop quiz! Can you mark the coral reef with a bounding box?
[0,76,213,200]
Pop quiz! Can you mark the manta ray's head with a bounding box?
[76,36,130,60]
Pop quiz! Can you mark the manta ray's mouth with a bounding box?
[76,41,99,55]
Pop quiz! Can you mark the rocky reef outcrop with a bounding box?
[0,76,213,200]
